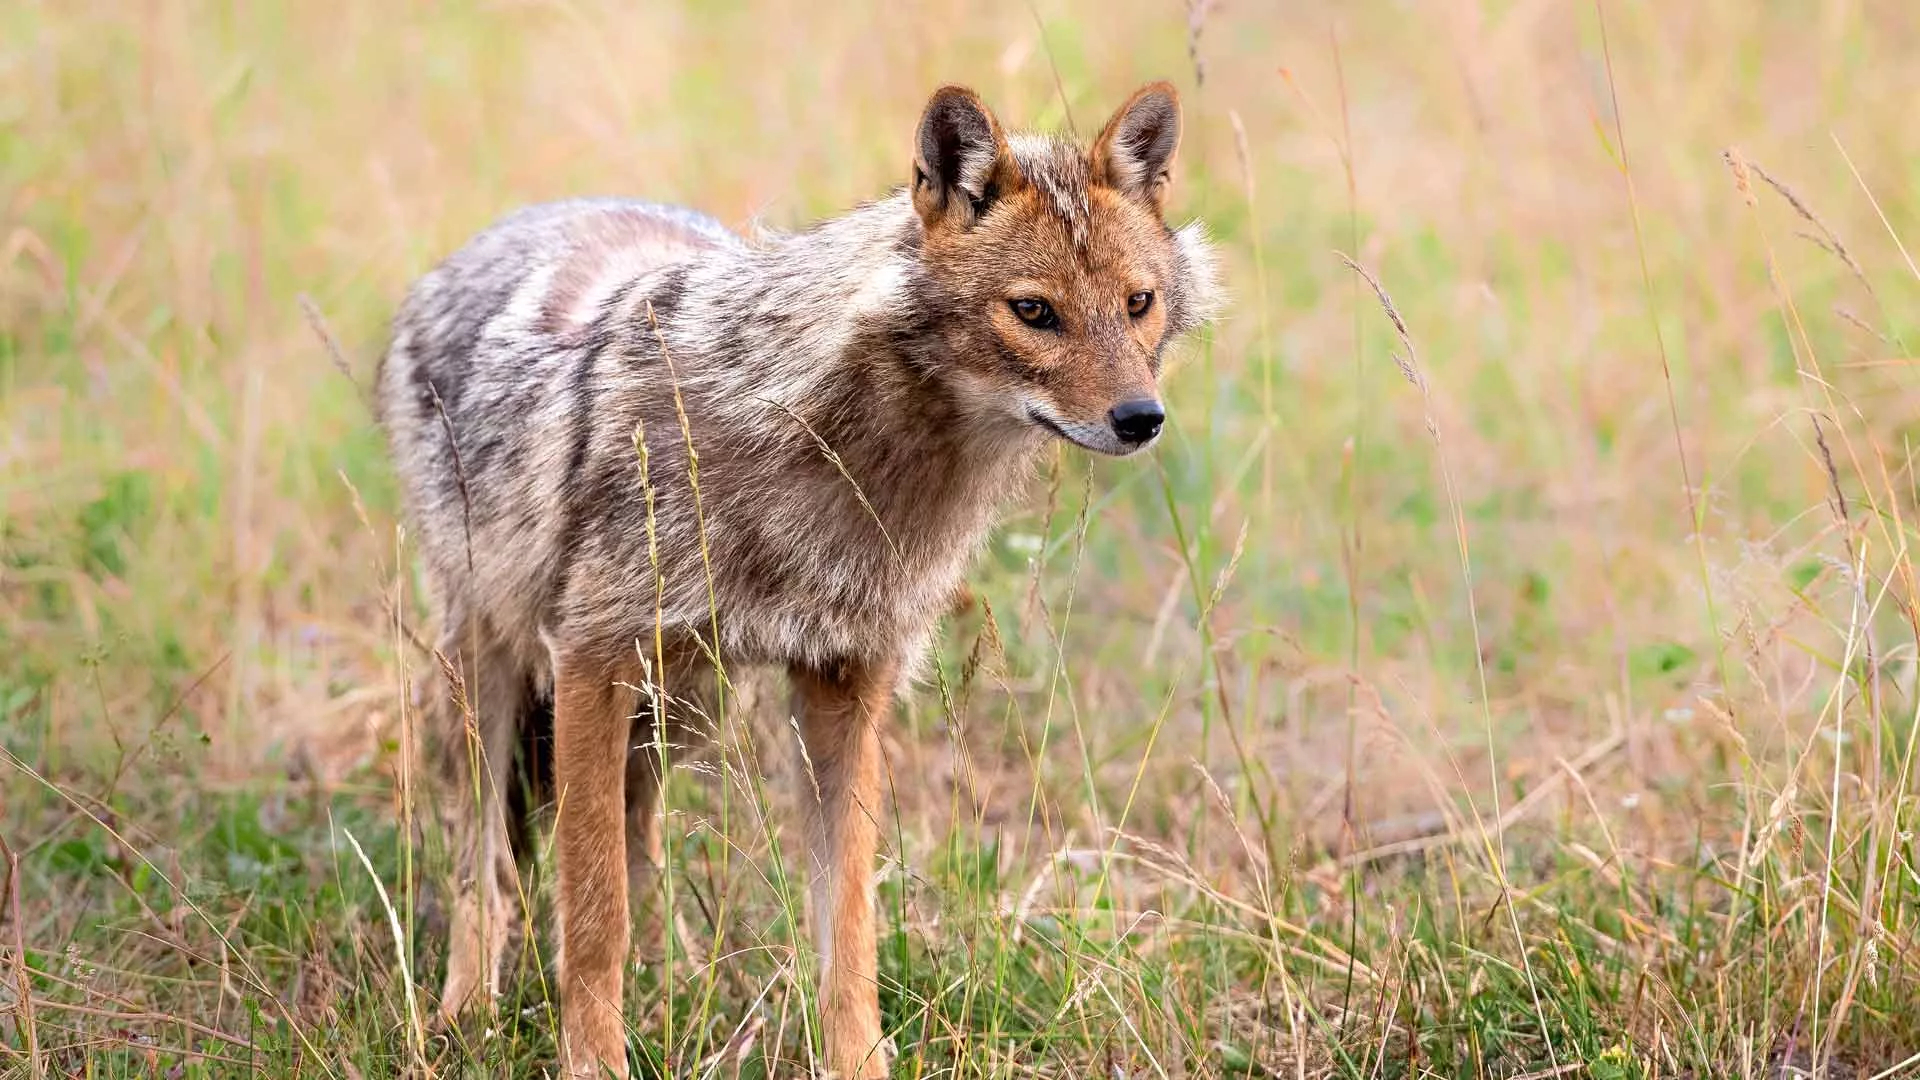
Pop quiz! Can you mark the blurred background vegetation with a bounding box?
[4,1,1920,1076]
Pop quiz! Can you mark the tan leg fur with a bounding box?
[553,651,637,1080]
[791,658,897,1079]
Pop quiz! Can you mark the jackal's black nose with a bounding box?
[1109,399,1165,444]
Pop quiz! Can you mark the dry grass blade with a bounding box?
[1812,416,1851,529]
[299,292,371,406]
[1833,306,1895,348]
[1832,132,1920,285]
[643,299,728,689]
[1026,0,1077,134]
[340,826,424,1068]
[423,378,477,577]
[1185,0,1218,87]
[1738,153,1874,295]
[1334,253,1423,393]
[754,395,901,564]
[7,847,42,1080]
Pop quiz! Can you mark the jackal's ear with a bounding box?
[912,86,1009,230]
[1092,81,1181,214]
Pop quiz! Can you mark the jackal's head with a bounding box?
[910,82,1220,456]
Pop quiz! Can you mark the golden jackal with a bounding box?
[377,81,1218,1078]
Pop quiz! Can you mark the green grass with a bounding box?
[6,0,1920,1076]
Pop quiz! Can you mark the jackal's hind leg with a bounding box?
[624,704,666,967]
[431,631,528,1027]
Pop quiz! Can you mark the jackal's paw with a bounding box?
[430,984,487,1036]
[826,1036,894,1079]
[561,1021,631,1080]
[432,951,501,1035]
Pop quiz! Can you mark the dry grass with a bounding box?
[4,0,1920,1076]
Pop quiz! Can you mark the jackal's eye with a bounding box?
[1009,297,1059,331]
[1127,290,1155,318]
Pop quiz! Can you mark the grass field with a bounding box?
[6,1,1920,1076]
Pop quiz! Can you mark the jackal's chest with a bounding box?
[702,494,998,670]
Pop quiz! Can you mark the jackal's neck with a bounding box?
[693,192,1045,557]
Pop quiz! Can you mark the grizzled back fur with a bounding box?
[376,82,1219,710]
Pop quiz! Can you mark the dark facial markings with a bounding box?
[1024,406,1073,440]
[992,336,1046,381]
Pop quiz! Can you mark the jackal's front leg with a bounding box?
[553,652,636,1080]
[791,658,897,1080]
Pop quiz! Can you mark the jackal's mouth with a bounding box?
[1025,407,1073,441]
[1024,407,1155,457]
